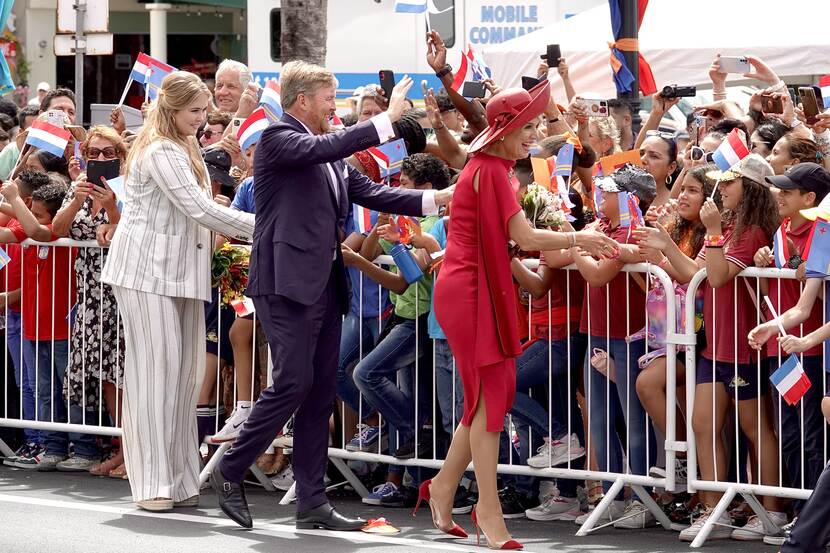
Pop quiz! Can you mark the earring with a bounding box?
[500,136,505,141]
[666,175,672,186]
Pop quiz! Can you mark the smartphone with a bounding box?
[231,117,245,135]
[692,114,706,146]
[541,44,561,64]
[760,94,784,114]
[718,56,751,74]
[582,98,609,117]
[812,85,826,110]
[378,69,395,101]
[86,158,121,187]
[521,76,544,91]
[46,110,67,127]
[461,81,486,99]
[799,87,821,124]
[65,125,86,142]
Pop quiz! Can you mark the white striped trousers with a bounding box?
[112,286,204,502]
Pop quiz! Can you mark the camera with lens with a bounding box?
[661,85,697,99]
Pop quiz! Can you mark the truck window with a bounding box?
[270,8,281,62]
[429,0,455,49]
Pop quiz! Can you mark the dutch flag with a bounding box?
[259,80,283,122]
[329,114,345,130]
[820,75,830,108]
[770,354,811,405]
[26,120,71,157]
[772,219,789,269]
[237,108,270,151]
[394,0,427,13]
[353,204,379,235]
[130,52,176,101]
[712,128,750,172]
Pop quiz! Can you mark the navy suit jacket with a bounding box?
[248,113,425,313]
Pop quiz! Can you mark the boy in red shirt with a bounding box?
[0,173,98,470]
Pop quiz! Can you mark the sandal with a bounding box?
[109,463,127,479]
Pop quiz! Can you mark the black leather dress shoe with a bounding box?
[211,464,253,529]
[296,503,366,531]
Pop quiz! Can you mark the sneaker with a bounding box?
[614,500,658,529]
[662,494,693,531]
[527,434,586,468]
[452,486,477,515]
[13,445,45,469]
[380,485,418,508]
[3,443,30,467]
[731,511,788,541]
[56,456,98,472]
[498,486,534,519]
[649,458,688,489]
[345,423,386,452]
[574,500,626,525]
[273,430,294,450]
[208,406,251,444]
[764,517,797,546]
[394,429,433,460]
[526,493,582,521]
[678,507,733,542]
[270,464,295,491]
[36,453,68,472]
[362,482,398,506]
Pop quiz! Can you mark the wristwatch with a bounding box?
[435,64,452,79]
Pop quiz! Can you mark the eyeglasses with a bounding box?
[646,130,676,141]
[690,146,715,163]
[202,130,216,140]
[86,147,117,159]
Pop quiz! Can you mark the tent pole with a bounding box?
[618,0,641,133]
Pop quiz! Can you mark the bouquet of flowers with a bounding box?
[521,183,567,230]
[211,243,250,305]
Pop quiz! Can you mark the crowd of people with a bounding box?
[0,30,829,551]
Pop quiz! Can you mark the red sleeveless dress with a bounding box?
[433,152,523,432]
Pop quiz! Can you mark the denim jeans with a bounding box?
[24,338,98,458]
[336,312,385,418]
[8,311,39,444]
[433,338,464,435]
[353,316,431,449]
[584,336,654,497]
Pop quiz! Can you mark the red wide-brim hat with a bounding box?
[468,80,551,154]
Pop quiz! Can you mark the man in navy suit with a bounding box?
[212,61,452,530]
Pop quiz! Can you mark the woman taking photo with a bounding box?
[413,82,617,549]
[102,71,255,512]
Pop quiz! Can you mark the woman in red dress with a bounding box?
[412,82,618,549]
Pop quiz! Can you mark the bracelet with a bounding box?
[704,234,725,248]
[433,121,446,130]
[791,119,803,129]
[658,256,670,269]
[712,91,727,101]
[567,232,576,248]
[435,64,452,79]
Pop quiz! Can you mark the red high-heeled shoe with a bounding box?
[411,479,468,538]
[470,506,523,550]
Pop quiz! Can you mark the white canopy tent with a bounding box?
[483,0,830,101]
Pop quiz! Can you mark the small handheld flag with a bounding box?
[237,108,269,150]
[803,217,830,277]
[230,296,256,317]
[451,46,490,93]
[0,248,10,270]
[394,0,427,12]
[820,75,830,108]
[367,138,407,177]
[712,128,750,172]
[353,204,379,235]
[553,143,574,178]
[329,114,345,130]
[129,52,176,102]
[26,120,71,157]
[619,192,643,228]
[106,176,126,205]
[772,219,790,269]
[259,80,283,121]
[770,354,811,405]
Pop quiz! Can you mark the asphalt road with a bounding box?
[0,465,780,553]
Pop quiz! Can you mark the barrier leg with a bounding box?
[0,437,13,457]
[689,486,736,548]
[630,483,673,531]
[279,482,296,505]
[199,441,231,485]
[743,493,777,535]
[330,455,370,499]
[576,477,625,536]
[249,463,277,492]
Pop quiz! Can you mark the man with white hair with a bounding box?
[214,59,253,114]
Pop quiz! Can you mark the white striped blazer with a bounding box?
[102,139,255,302]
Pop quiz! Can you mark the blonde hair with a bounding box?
[125,71,209,188]
[280,60,339,109]
[590,117,622,156]
[81,125,127,160]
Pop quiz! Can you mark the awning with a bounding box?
[139,0,245,11]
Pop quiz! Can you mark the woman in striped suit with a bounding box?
[102,71,255,512]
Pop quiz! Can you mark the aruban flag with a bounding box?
[820,75,830,108]
[772,219,790,269]
[367,138,407,177]
[803,217,830,277]
[130,52,176,101]
[259,80,283,122]
[353,204,379,235]
[619,192,644,229]
[770,354,811,405]
[329,114,345,130]
[553,143,574,178]
[26,120,71,157]
[394,0,427,12]
[237,108,269,150]
[712,128,750,172]
[230,296,256,317]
